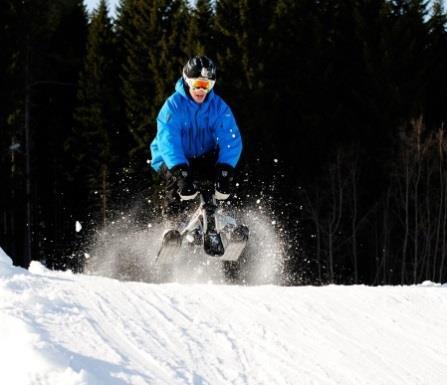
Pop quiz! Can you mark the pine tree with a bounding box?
[269,0,324,168]
[213,0,244,94]
[148,0,190,112]
[117,0,152,163]
[72,0,119,228]
[354,0,391,132]
[0,0,88,267]
[34,0,88,268]
[118,0,189,170]
[0,0,19,147]
[185,0,215,56]
[386,0,429,121]
[214,0,277,163]
[0,1,14,125]
[215,0,273,92]
[0,1,23,265]
[425,0,447,128]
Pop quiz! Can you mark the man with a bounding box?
[150,56,243,228]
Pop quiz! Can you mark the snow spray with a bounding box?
[84,200,286,285]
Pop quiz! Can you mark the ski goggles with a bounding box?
[184,76,215,92]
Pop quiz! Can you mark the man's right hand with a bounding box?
[170,164,198,201]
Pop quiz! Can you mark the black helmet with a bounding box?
[183,56,216,80]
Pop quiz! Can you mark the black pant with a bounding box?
[159,151,217,220]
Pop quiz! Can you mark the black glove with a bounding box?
[214,164,234,200]
[170,164,198,201]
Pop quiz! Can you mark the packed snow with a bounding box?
[1,246,447,385]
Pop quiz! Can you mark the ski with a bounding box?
[155,229,182,264]
[220,225,249,261]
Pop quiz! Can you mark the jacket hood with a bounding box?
[174,77,214,104]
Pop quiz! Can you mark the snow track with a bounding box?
[1,248,447,385]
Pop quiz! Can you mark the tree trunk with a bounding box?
[100,164,108,226]
[401,157,410,284]
[433,130,444,281]
[24,39,32,268]
[351,165,358,283]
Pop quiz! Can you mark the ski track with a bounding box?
[1,251,447,385]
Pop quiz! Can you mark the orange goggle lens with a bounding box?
[185,77,215,92]
[191,79,211,90]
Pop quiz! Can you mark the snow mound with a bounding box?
[1,248,447,385]
[0,246,15,276]
[0,246,13,266]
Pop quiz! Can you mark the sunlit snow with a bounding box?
[1,246,447,384]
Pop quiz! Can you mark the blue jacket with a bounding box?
[150,78,242,171]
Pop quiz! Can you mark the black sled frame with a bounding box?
[156,183,249,265]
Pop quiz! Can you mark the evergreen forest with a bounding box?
[1,0,447,285]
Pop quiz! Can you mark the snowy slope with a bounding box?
[1,247,447,385]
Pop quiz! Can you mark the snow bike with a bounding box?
[155,180,249,265]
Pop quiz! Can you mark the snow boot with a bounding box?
[204,230,225,256]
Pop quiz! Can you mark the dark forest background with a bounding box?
[1,0,447,285]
